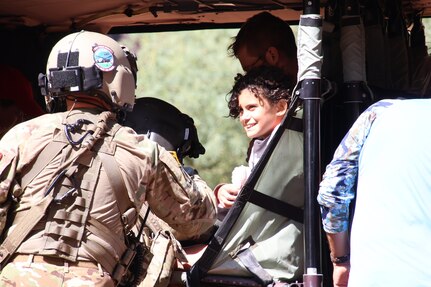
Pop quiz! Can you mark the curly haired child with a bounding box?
[215,65,294,217]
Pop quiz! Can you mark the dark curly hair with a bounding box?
[227,65,293,118]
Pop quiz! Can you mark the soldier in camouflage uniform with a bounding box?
[0,31,217,286]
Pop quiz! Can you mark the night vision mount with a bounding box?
[38,65,103,97]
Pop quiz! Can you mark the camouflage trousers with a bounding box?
[0,258,114,287]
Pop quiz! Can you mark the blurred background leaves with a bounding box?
[118,29,249,188]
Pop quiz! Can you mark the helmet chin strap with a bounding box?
[65,91,129,124]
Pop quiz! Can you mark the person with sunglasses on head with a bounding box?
[228,11,298,87]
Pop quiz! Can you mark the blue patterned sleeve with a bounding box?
[317,100,395,233]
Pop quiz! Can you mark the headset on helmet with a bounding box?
[39,30,138,113]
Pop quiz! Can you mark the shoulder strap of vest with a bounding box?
[0,192,53,268]
[97,151,134,230]
[94,122,137,231]
[20,130,68,190]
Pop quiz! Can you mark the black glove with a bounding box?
[179,114,206,160]
[183,166,199,176]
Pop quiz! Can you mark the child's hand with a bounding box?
[217,184,240,208]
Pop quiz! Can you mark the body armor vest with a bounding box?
[7,111,137,275]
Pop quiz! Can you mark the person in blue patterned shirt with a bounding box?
[318,98,431,287]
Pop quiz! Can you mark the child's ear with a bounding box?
[275,100,288,116]
[265,47,279,66]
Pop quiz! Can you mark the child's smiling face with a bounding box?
[238,88,286,139]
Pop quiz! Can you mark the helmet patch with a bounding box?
[93,45,115,72]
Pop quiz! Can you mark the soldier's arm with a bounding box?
[145,147,217,241]
[0,151,17,235]
[0,118,49,236]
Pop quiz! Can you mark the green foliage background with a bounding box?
[118,29,248,189]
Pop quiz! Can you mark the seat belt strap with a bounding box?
[286,117,303,133]
[248,190,304,223]
[233,244,274,286]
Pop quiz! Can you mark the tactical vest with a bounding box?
[1,111,137,279]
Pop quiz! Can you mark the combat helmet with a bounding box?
[39,30,138,112]
[123,97,205,163]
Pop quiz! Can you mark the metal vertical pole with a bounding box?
[302,79,322,287]
[300,0,323,286]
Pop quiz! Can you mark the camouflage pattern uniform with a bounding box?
[0,109,217,286]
